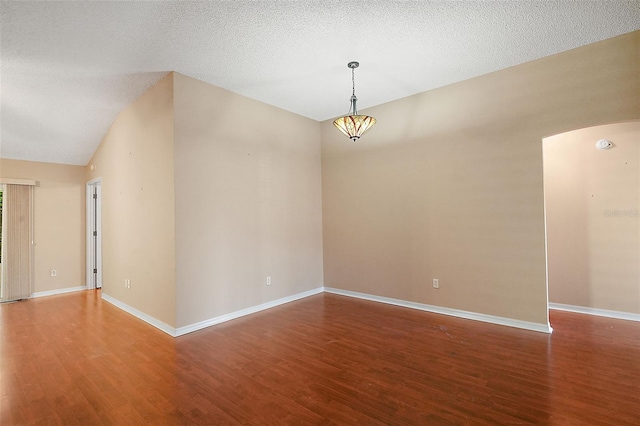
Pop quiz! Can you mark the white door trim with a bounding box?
[86,178,102,289]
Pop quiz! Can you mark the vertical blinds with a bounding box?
[1,184,33,302]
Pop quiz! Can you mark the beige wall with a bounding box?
[4,30,636,332]
[0,159,86,293]
[173,73,323,328]
[321,31,640,325]
[83,71,323,330]
[544,121,640,314]
[87,73,176,327]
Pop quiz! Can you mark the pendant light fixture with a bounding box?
[333,61,376,142]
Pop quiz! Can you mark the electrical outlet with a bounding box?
[51,269,57,277]
[266,276,271,286]
[433,278,439,289]
[124,279,131,289]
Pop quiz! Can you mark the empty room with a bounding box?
[1,1,639,424]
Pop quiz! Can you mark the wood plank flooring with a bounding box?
[1,290,639,425]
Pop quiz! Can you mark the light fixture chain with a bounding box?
[352,67,355,96]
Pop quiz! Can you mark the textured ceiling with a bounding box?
[1,1,639,166]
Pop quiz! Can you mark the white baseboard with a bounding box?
[100,285,555,337]
[549,303,640,322]
[101,293,177,337]
[32,286,87,298]
[325,287,553,334]
[101,287,325,337]
[175,287,324,336]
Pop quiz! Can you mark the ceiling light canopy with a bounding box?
[333,61,376,142]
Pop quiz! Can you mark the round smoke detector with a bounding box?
[595,139,613,150]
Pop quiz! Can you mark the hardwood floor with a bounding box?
[1,291,639,425]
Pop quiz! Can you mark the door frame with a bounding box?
[86,178,102,289]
